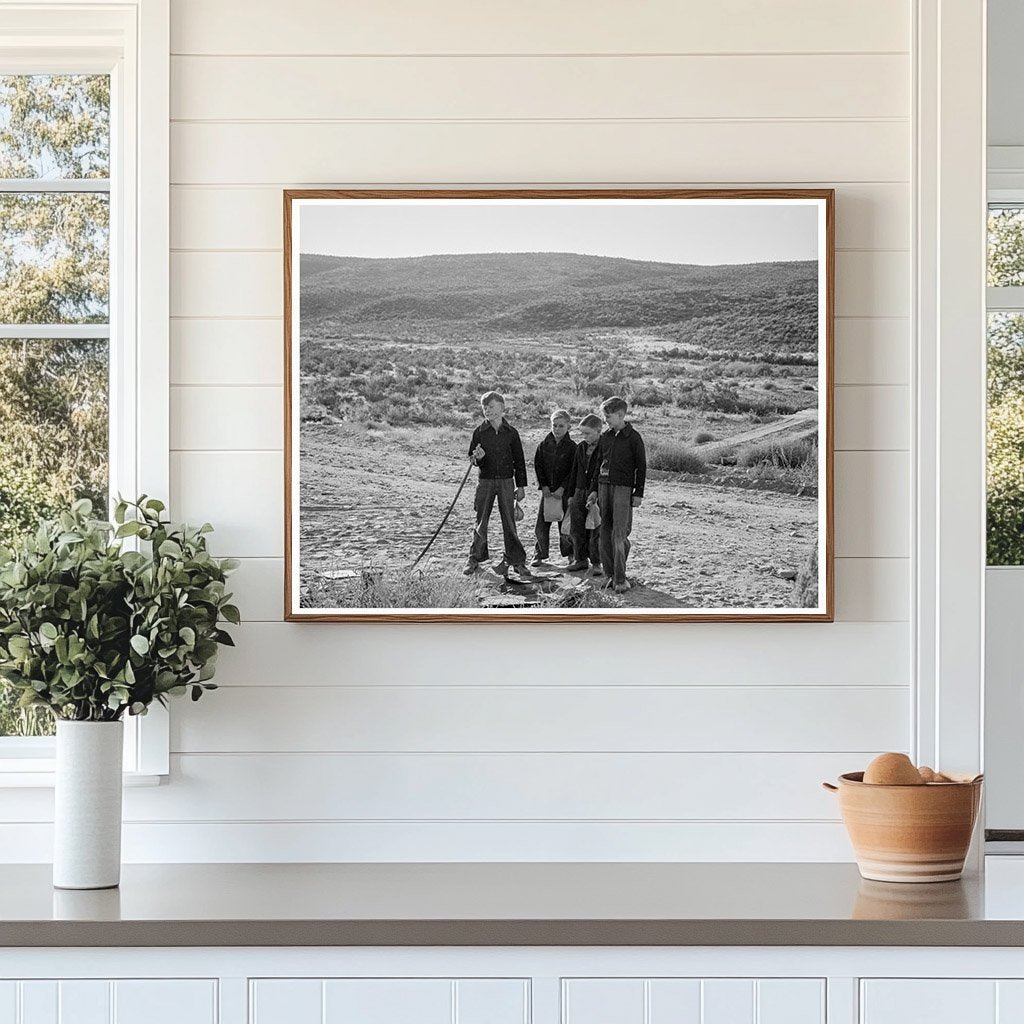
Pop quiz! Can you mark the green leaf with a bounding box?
[39,622,58,641]
[220,558,241,572]
[220,604,240,625]
[8,635,30,657]
[129,634,150,656]
[158,539,183,559]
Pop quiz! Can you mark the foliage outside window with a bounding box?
[0,75,110,736]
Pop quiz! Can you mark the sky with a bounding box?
[298,198,821,267]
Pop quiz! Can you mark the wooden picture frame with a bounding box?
[284,188,834,622]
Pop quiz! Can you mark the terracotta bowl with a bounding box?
[822,771,983,883]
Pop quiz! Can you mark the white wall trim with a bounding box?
[913,0,987,851]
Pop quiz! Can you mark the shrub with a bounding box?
[0,462,60,550]
[794,547,819,608]
[693,431,715,444]
[631,385,668,407]
[583,379,617,399]
[307,567,483,609]
[739,436,816,469]
[647,441,707,474]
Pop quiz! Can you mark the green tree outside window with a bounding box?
[0,75,110,736]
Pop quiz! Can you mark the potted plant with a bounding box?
[0,496,239,889]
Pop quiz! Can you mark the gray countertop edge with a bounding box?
[4,919,1024,948]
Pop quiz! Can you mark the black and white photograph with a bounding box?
[285,190,833,621]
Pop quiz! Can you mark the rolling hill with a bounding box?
[298,251,818,349]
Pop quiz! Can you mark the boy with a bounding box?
[588,396,647,594]
[464,391,528,576]
[531,409,577,567]
[566,413,604,574]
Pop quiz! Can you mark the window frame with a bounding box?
[0,0,169,784]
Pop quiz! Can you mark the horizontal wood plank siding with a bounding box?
[0,0,916,864]
[169,0,910,56]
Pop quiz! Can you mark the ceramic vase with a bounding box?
[53,719,124,889]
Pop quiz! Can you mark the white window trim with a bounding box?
[982,190,1024,841]
[0,0,169,784]
[914,0,987,867]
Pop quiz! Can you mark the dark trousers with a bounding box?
[534,492,572,560]
[469,476,526,567]
[568,488,601,566]
[598,482,633,585]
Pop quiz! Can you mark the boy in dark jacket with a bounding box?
[531,409,577,566]
[464,391,528,577]
[588,396,647,593]
[566,413,604,574]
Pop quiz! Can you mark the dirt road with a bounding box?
[696,407,818,459]
[299,421,819,610]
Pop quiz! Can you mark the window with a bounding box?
[0,73,111,739]
[0,3,169,779]
[987,205,1024,565]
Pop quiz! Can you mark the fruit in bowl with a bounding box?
[862,752,924,785]
[822,754,984,882]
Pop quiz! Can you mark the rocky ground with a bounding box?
[298,421,819,611]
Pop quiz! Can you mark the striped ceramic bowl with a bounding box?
[822,771,983,883]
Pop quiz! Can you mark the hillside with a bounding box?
[298,251,818,350]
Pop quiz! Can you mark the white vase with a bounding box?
[53,719,124,890]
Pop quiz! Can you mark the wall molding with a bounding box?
[912,0,987,864]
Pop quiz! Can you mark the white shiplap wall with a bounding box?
[3,0,915,861]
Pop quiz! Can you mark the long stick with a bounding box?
[409,459,475,569]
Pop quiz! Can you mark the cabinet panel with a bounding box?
[860,980,996,1023]
[250,979,322,1024]
[997,980,1024,1021]
[702,979,754,1024]
[455,980,529,1024]
[251,978,528,1024]
[563,978,825,1024]
[0,983,15,1024]
[757,980,825,1024]
[17,983,56,1024]
[648,980,702,1022]
[563,980,645,1024]
[58,982,109,1024]
[323,980,451,1024]
[113,981,217,1024]
[0,981,215,1024]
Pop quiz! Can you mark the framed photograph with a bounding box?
[284,189,834,622]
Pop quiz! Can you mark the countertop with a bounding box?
[5,860,1024,947]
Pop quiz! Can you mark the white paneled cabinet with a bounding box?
[861,979,1024,1023]
[562,978,825,1024]
[0,980,216,1024]
[9,952,1024,1024]
[250,978,529,1024]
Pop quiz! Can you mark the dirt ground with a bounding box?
[299,422,818,610]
